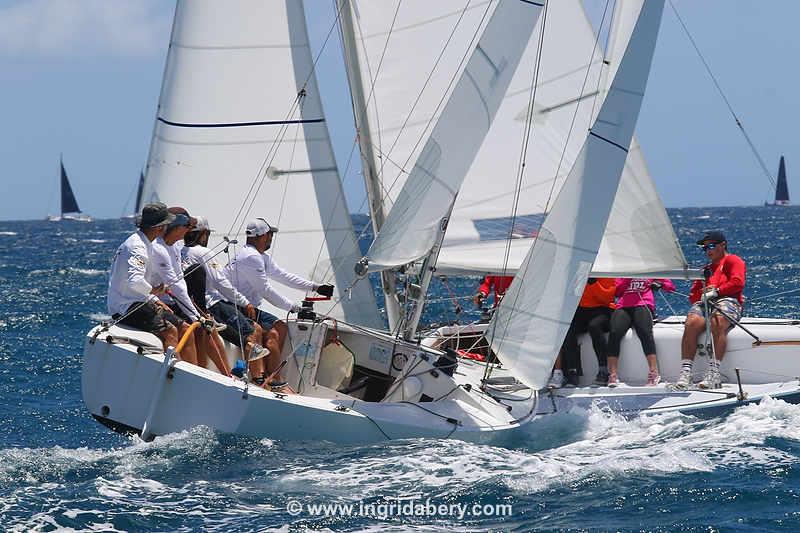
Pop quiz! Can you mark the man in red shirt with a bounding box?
[473,275,514,307]
[675,230,746,390]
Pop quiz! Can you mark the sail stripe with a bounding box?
[588,130,629,153]
[519,0,545,6]
[157,117,325,128]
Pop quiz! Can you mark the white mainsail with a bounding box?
[488,0,665,390]
[362,0,545,271]
[140,0,379,326]
[349,0,687,278]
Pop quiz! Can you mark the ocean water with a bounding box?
[1,206,799,531]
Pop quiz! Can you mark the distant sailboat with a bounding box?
[766,155,790,206]
[47,156,92,222]
[122,170,145,220]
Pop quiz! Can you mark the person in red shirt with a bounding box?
[674,230,746,390]
[473,275,514,307]
[548,278,616,388]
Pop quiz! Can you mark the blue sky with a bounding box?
[1,0,798,221]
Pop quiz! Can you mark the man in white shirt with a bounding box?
[149,207,230,375]
[182,216,267,377]
[107,203,181,351]
[224,217,334,386]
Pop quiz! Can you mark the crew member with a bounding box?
[182,216,267,380]
[224,218,334,387]
[675,230,746,390]
[473,275,514,307]
[107,203,180,351]
[548,278,616,388]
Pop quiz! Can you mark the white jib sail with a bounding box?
[435,0,687,278]
[363,0,545,272]
[140,0,379,327]
[488,0,665,390]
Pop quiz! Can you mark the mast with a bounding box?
[338,0,403,330]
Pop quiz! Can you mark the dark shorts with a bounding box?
[114,301,179,334]
[209,301,255,347]
[238,306,279,330]
[167,302,192,325]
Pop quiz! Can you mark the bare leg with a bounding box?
[645,354,659,374]
[176,322,198,365]
[265,320,288,377]
[681,314,706,359]
[157,324,180,352]
[194,330,208,369]
[607,355,619,375]
[710,314,731,361]
[207,331,232,376]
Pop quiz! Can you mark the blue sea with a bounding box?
[1,206,800,532]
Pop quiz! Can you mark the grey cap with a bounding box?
[139,202,176,228]
[245,217,279,237]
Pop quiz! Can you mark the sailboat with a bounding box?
[47,156,92,222]
[121,171,146,220]
[765,155,790,206]
[81,0,800,445]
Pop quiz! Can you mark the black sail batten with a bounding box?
[60,158,81,214]
[775,155,789,203]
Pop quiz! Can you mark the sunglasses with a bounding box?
[699,243,719,252]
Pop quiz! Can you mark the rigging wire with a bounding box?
[667,0,776,190]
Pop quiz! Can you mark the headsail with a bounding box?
[140,0,379,327]
[362,0,545,272]
[435,0,687,279]
[488,0,665,390]
[60,157,81,215]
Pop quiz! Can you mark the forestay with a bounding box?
[363,0,545,271]
[435,0,687,278]
[488,0,665,390]
[140,0,379,326]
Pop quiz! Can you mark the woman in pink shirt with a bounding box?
[607,278,675,386]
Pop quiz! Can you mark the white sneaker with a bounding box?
[698,367,721,389]
[547,369,566,389]
[249,344,269,362]
[672,367,693,391]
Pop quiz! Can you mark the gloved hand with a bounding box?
[650,281,663,291]
[701,287,719,304]
[316,284,334,297]
[473,292,486,306]
[289,303,301,314]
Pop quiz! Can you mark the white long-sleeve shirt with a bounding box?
[149,237,200,322]
[107,230,159,316]
[182,244,250,309]
[223,244,316,312]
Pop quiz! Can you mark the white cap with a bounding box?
[194,216,213,232]
[245,217,279,237]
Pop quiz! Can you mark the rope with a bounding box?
[667,0,776,191]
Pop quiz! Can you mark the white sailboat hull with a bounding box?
[82,318,800,445]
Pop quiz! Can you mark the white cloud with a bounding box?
[0,0,173,57]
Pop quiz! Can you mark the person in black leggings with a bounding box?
[607,278,674,386]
